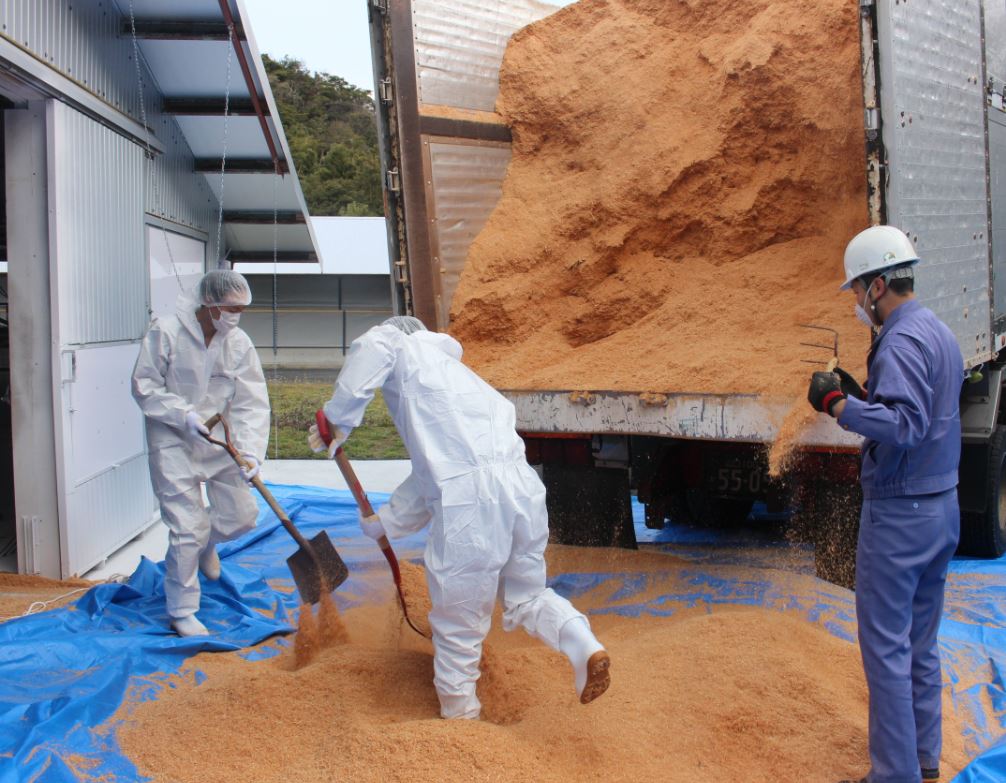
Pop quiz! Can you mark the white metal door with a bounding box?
[147,225,205,321]
[47,102,155,577]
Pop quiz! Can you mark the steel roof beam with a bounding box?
[223,211,305,224]
[120,20,247,41]
[195,158,288,174]
[229,251,319,263]
[162,97,265,116]
[218,0,283,176]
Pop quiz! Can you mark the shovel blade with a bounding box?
[286,531,349,605]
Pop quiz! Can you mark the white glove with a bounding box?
[240,455,260,483]
[185,411,210,438]
[307,422,347,459]
[359,512,386,541]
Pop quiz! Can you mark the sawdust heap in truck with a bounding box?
[450,0,870,398]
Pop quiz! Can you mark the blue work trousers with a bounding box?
[856,489,960,783]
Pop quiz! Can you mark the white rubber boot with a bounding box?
[558,617,610,704]
[199,546,221,581]
[171,614,209,637]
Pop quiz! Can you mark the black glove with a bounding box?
[807,371,846,416]
[833,366,865,400]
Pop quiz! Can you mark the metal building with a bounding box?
[0,0,317,578]
[236,216,393,370]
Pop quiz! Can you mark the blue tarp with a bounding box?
[0,483,1004,781]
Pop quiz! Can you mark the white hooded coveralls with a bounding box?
[132,291,270,619]
[324,325,590,719]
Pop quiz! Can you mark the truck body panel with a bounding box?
[369,0,1003,448]
[876,0,996,367]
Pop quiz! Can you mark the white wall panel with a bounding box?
[66,343,146,487]
[148,225,205,320]
[63,453,155,577]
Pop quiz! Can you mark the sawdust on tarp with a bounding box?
[0,572,94,622]
[112,548,975,783]
[448,0,870,449]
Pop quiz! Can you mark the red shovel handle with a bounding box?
[317,410,425,637]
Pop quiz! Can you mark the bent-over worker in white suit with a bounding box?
[309,315,610,719]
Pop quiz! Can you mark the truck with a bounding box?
[366,0,1006,587]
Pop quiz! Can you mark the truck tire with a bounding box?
[676,489,751,529]
[542,463,637,549]
[958,426,1006,557]
[643,500,667,530]
[707,497,753,528]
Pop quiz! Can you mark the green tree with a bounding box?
[262,55,383,216]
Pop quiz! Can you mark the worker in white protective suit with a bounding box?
[308,316,611,719]
[132,270,270,637]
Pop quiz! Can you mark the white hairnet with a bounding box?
[198,270,252,307]
[383,315,427,335]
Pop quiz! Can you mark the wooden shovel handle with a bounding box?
[202,413,317,559]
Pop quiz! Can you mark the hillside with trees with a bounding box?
[262,55,383,217]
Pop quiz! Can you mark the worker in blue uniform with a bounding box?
[807,225,964,783]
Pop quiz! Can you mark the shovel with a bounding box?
[315,410,430,639]
[202,413,348,605]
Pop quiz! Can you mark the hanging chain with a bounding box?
[215,26,235,267]
[129,0,183,294]
[271,172,280,460]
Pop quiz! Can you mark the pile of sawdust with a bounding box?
[0,572,93,622]
[113,550,973,782]
[450,0,870,409]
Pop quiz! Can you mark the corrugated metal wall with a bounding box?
[0,0,223,260]
[49,102,147,344]
[0,0,143,118]
[145,103,223,264]
[1,2,228,574]
[48,102,156,575]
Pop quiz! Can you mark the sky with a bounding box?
[242,0,376,91]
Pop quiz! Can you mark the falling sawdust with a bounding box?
[292,591,350,669]
[318,591,350,647]
[292,603,320,669]
[397,559,433,638]
[112,548,976,783]
[768,400,820,476]
[449,0,870,457]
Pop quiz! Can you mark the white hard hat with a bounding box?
[839,225,920,290]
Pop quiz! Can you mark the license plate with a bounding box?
[708,464,769,497]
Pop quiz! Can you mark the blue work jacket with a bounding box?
[838,299,964,500]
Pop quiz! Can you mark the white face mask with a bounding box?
[210,309,241,334]
[854,279,879,328]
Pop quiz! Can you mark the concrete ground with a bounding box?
[83,459,411,582]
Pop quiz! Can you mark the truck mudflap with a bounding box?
[503,389,862,449]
